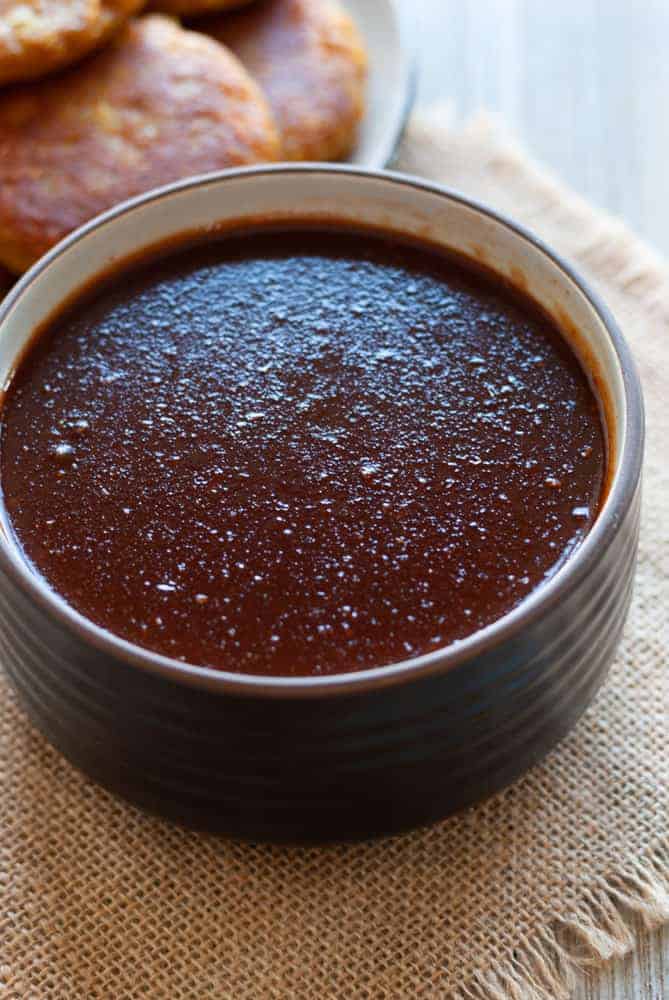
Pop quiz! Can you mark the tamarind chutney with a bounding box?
[0,225,606,677]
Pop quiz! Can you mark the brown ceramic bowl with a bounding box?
[0,167,644,841]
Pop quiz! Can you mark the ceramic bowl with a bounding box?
[0,167,644,841]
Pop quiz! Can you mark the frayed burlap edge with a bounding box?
[398,108,669,1000]
[453,840,669,1000]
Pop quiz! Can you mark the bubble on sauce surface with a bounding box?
[53,442,75,460]
[0,229,605,677]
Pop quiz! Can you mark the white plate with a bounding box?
[340,0,415,167]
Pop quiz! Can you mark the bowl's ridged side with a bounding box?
[0,485,640,841]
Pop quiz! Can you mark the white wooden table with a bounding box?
[415,0,669,257]
[413,2,668,997]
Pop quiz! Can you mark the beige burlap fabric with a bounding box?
[1,111,668,999]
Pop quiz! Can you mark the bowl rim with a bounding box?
[0,164,645,699]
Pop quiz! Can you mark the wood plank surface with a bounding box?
[413,3,668,997]
[414,0,669,258]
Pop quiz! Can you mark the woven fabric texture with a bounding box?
[0,111,667,999]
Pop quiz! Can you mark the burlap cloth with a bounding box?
[1,110,668,999]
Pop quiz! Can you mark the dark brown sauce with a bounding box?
[0,226,605,677]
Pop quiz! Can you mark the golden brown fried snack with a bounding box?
[0,15,280,273]
[0,0,145,85]
[152,0,255,17]
[204,0,367,162]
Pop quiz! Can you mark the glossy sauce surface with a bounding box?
[0,228,605,676]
